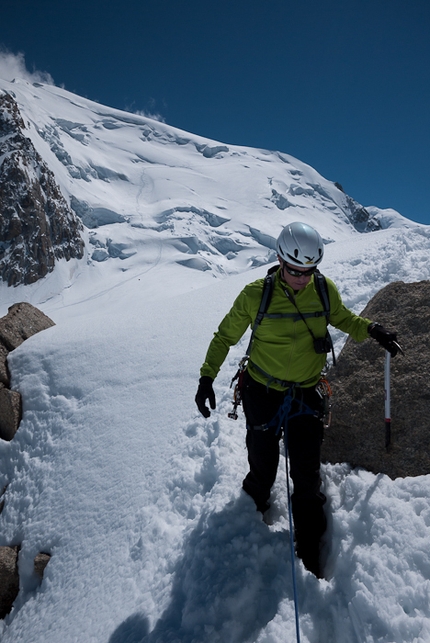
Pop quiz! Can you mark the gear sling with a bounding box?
[228,264,334,422]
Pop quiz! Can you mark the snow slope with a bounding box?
[1,78,412,295]
[0,77,430,643]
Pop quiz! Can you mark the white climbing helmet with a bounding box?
[276,221,324,267]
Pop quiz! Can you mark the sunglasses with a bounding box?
[282,262,317,278]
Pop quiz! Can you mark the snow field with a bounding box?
[0,229,429,643]
[0,76,430,642]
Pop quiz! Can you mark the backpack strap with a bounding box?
[244,266,277,356]
[313,270,330,315]
[313,270,336,365]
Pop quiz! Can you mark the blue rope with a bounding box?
[270,388,317,435]
[285,426,301,643]
[269,389,318,643]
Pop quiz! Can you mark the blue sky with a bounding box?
[1,0,429,225]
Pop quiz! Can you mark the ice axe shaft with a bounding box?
[384,341,404,451]
[384,350,391,451]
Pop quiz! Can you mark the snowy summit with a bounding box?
[0,77,430,643]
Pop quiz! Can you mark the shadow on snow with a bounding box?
[109,493,296,643]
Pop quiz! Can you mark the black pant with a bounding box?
[241,371,327,540]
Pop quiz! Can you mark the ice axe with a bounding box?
[384,341,404,451]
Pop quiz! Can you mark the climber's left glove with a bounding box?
[368,322,402,357]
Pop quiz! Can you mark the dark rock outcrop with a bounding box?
[0,302,55,441]
[344,194,382,232]
[0,91,85,286]
[0,342,9,386]
[0,389,22,442]
[0,546,51,618]
[322,280,430,479]
[0,546,19,619]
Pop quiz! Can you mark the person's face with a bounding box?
[278,257,316,290]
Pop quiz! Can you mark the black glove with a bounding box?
[368,323,399,357]
[195,376,216,418]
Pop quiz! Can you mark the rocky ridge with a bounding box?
[0,91,84,286]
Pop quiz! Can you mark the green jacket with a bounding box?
[200,268,372,390]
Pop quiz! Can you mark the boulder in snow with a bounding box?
[0,303,54,441]
[0,343,9,387]
[322,280,430,479]
[0,302,55,351]
[0,546,19,619]
[34,552,51,580]
[0,388,22,442]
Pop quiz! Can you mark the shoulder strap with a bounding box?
[254,268,277,327]
[245,266,277,356]
[313,269,336,366]
[313,269,330,315]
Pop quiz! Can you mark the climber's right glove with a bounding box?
[195,376,216,418]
